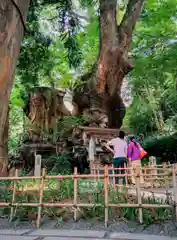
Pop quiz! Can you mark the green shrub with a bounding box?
[0,179,173,225]
[142,133,177,163]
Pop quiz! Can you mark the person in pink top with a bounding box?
[128,136,144,184]
[106,131,127,185]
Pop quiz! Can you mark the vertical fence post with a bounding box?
[128,160,132,185]
[74,167,78,221]
[10,169,18,222]
[89,136,96,175]
[112,164,115,187]
[136,165,143,224]
[104,165,108,227]
[144,164,147,183]
[35,155,42,177]
[124,162,128,186]
[36,168,45,228]
[97,164,100,182]
[151,157,157,182]
[172,164,177,220]
[147,161,150,183]
[162,162,167,187]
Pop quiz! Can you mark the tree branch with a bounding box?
[118,0,144,50]
[99,0,118,47]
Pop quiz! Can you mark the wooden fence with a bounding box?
[91,159,174,187]
[0,164,177,228]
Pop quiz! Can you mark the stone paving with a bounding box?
[0,229,176,240]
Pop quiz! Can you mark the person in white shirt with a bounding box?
[106,131,128,184]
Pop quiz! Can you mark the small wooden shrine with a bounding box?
[78,126,121,174]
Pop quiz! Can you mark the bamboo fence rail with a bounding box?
[0,164,176,228]
[92,161,174,187]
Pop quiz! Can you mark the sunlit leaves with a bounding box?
[128,0,177,134]
[41,0,85,69]
[41,7,99,88]
[10,84,25,108]
[79,0,97,8]
[64,35,83,68]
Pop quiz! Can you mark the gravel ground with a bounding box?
[0,217,177,237]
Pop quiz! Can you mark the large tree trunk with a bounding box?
[74,0,144,129]
[0,109,9,176]
[23,86,79,142]
[0,0,30,171]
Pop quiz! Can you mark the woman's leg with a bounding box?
[113,158,119,184]
[132,159,144,184]
[137,159,144,184]
[131,160,137,184]
[118,158,127,185]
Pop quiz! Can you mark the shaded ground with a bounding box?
[0,217,177,237]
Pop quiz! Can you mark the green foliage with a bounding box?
[42,7,99,88]
[0,180,172,225]
[126,97,155,134]
[47,155,72,175]
[41,0,91,69]
[77,11,99,72]
[9,81,25,155]
[17,0,52,98]
[128,0,177,135]
[9,0,96,151]
[9,0,177,156]
[142,133,177,162]
[59,115,85,128]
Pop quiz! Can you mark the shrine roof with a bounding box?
[78,126,120,136]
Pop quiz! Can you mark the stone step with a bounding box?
[0,237,37,240]
[43,238,110,240]
[29,229,106,238]
[110,232,175,240]
[0,229,30,235]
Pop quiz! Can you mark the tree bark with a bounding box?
[0,0,30,171]
[74,0,144,129]
[23,86,79,138]
[0,109,9,176]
